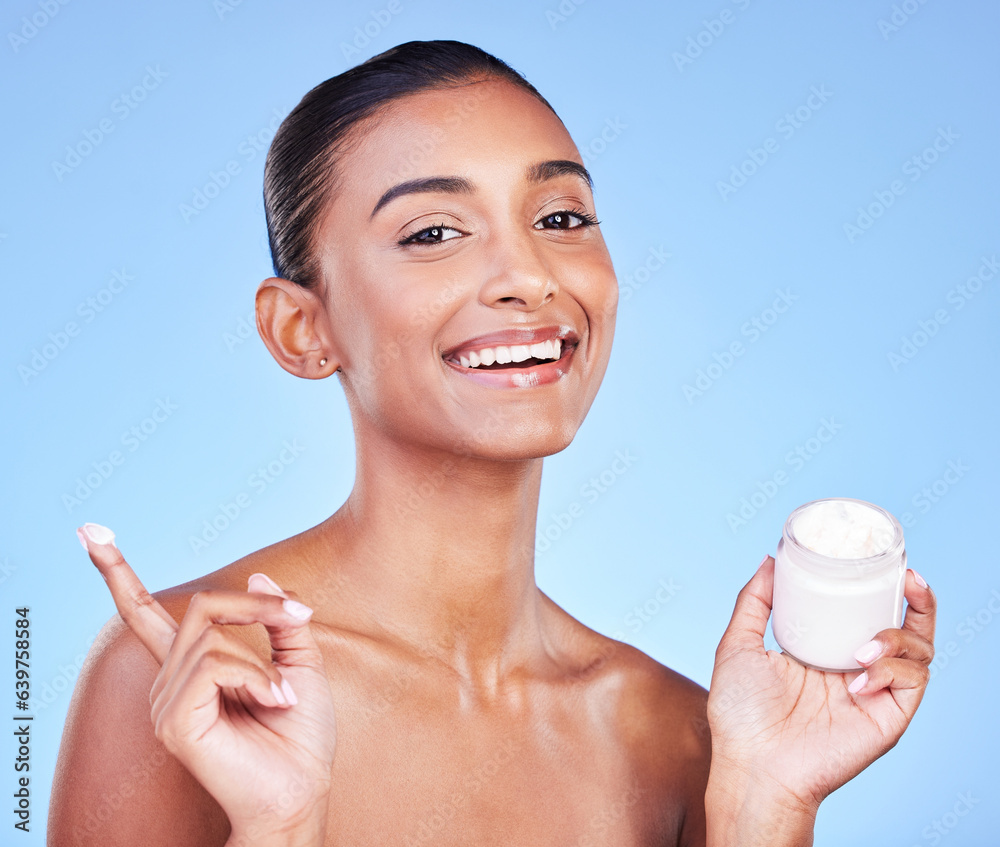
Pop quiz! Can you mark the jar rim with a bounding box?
[782,497,905,575]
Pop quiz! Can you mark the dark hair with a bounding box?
[263,40,559,289]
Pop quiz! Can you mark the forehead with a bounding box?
[331,78,582,214]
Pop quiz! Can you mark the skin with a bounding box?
[48,78,936,847]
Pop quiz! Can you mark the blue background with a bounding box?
[3,1,997,844]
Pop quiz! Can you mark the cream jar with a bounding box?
[772,497,907,672]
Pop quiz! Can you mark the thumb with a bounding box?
[718,555,775,657]
[247,573,325,670]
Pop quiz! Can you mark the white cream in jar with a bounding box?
[772,498,907,672]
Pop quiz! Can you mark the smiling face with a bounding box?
[312,77,618,460]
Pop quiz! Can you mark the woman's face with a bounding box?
[313,77,618,460]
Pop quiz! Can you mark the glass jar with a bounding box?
[772,497,907,672]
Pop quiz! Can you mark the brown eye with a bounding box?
[534,209,599,231]
[400,224,463,246]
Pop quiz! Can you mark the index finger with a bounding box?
[77,523,178,664]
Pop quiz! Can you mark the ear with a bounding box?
[255,277,340,379]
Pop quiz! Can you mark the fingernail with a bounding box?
[848,672,868,695]
[248,572,286,595]
[81,523,117,548]
[283,599,313,620]
[280,675,298,706]
[853,640,882,665]
[76,528,89,550]
[758,554,771,569]
[270,680,287,705]
[912,569,929,589]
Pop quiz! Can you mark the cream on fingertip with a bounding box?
[80,523,117,547]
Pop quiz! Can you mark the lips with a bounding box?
[441,325,579,388]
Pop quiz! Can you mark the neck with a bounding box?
[314,425,548,691]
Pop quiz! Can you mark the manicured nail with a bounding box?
[81,523,117,547]
[911,569,929,589]
[848,672,868,695]
[280,675,298,706]
[76,528,89,550]
[758,554,771,568]
[270,680,287,705]
[853,640,882,665]
[248,572,286,595]
[283,599,313,620]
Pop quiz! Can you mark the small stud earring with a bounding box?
[320,358,328,367]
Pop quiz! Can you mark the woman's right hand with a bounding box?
[76,522,337,847]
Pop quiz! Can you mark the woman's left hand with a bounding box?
[705,556,936,840]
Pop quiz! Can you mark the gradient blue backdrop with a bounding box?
[3,1,998,844]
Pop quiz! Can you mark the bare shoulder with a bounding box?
[152,521,327,623]
[540,594,711,840]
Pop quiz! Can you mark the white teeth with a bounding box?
[452,339,568,368]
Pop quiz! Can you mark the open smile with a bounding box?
[442,325,579,388]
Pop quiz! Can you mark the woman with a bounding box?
[49,40,936,846]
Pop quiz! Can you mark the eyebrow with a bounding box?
[369,159,594,220]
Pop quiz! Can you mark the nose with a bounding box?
[477,228,558,311]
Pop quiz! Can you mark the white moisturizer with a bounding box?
[772,498,906,672]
